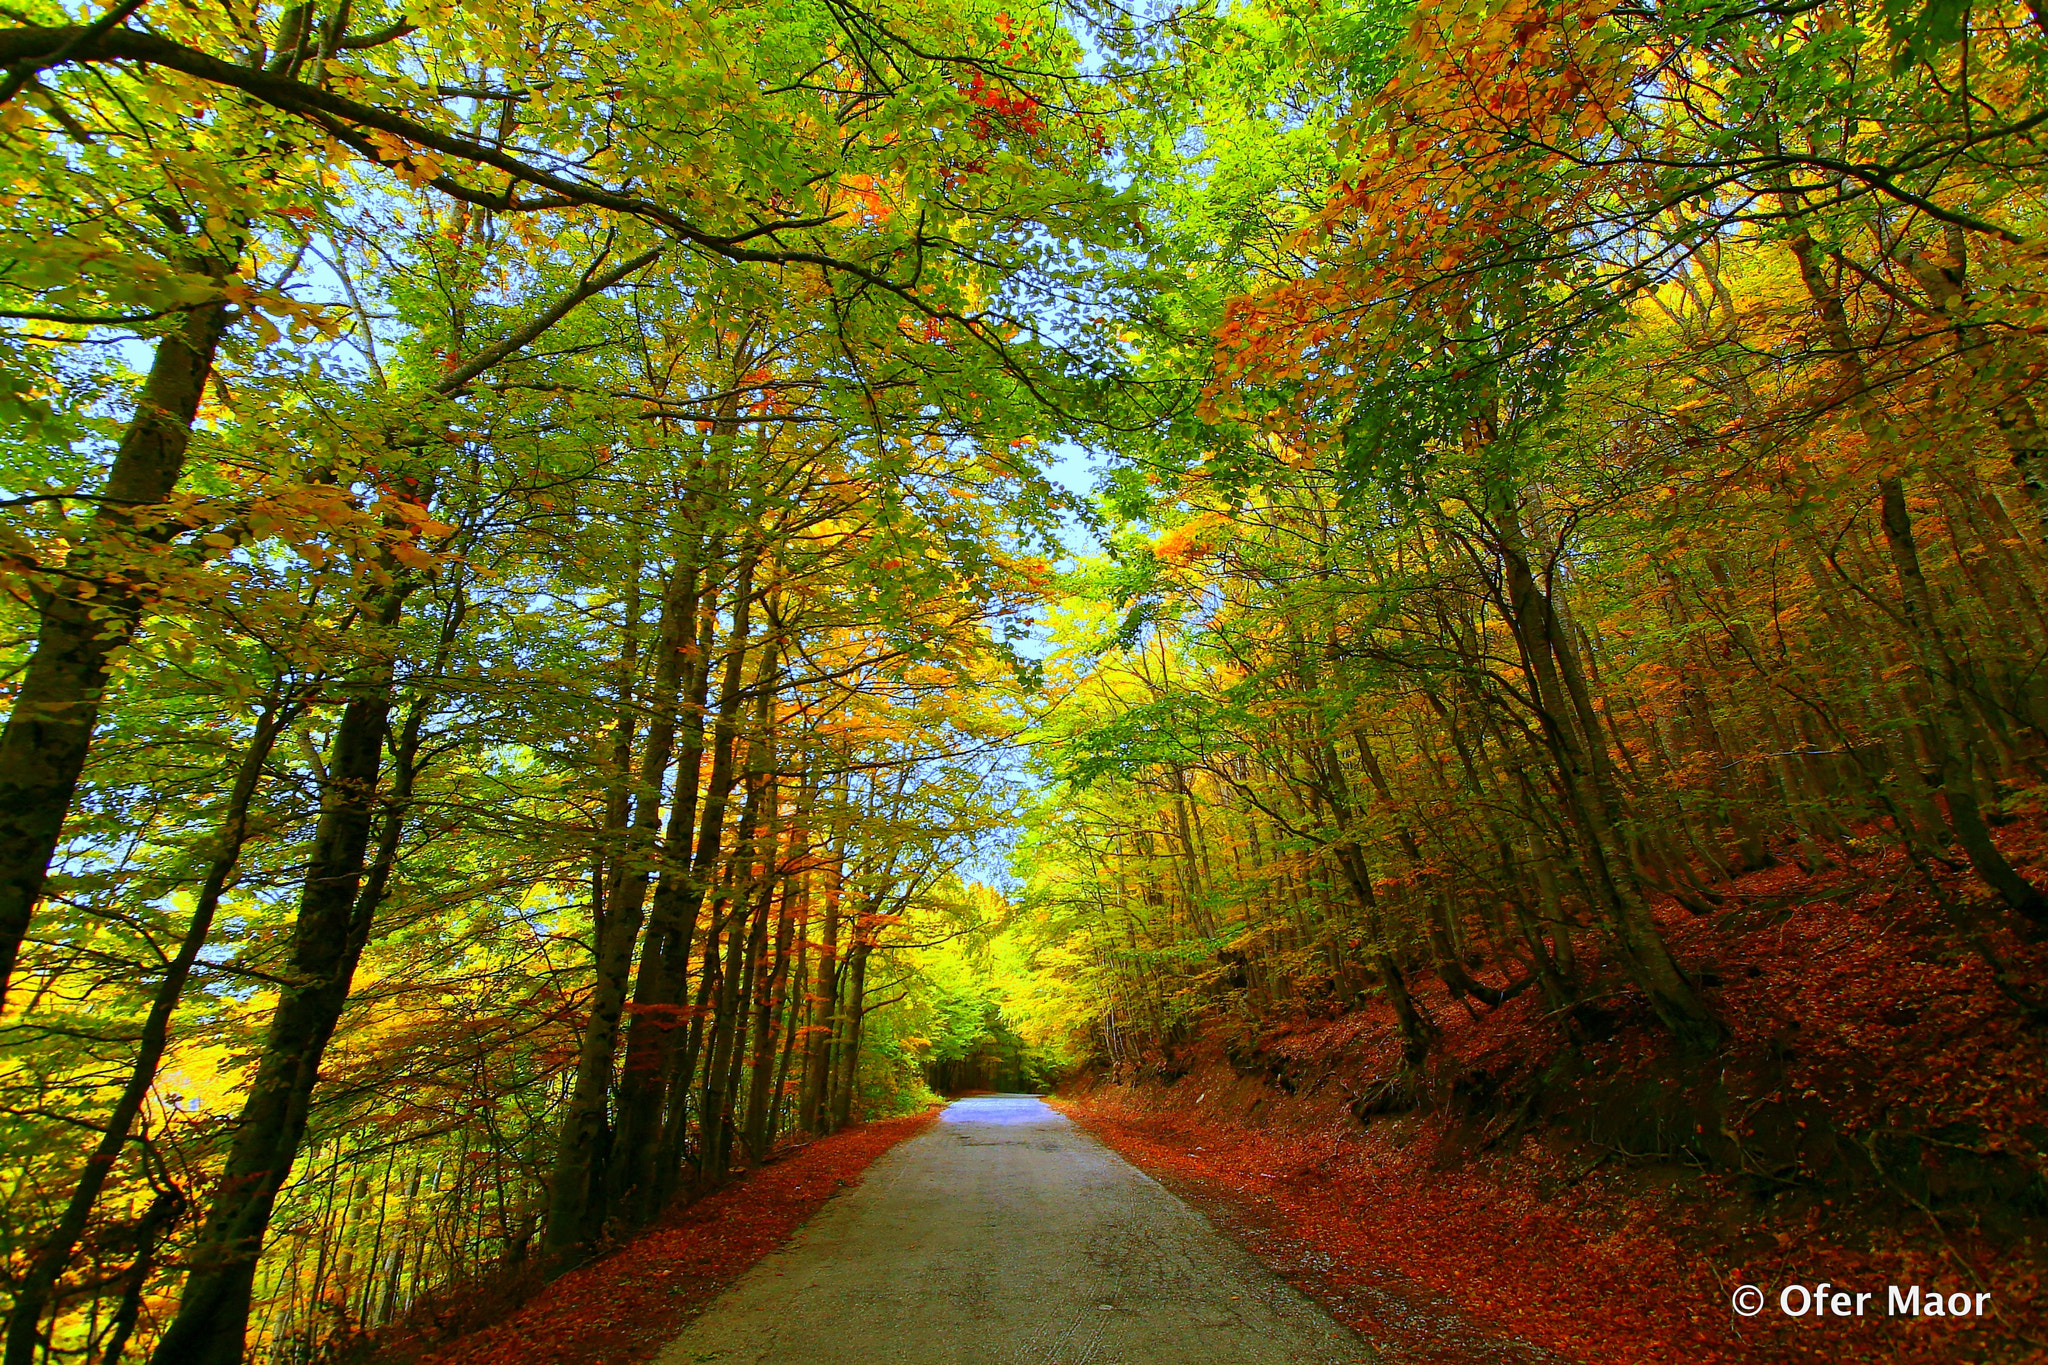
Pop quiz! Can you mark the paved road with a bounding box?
[654,1094,1371,1365]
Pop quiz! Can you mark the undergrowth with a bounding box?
[1061,831,2048,1365]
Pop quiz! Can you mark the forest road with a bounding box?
[653,1094,1371,1365]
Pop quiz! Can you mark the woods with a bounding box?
[1021,0,2048,1076]
[4,0,2048,1361]
[1,0,1117,1359]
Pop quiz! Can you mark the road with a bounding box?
[654,1094,1372,1365]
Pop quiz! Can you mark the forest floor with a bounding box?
[370,1110,937,1365]
[1058,827,2048,1365]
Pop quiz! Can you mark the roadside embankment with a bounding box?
[1058,844,2048,1365]
[372,1110,938,1365]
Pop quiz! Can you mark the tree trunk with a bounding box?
[1350,729,1516,1009]
[1789,232,2047,924]
[827,933,872,1131]
[1328,841,1435,1067]
[4,688,294,1365]
[697,843,766,1186]
[743,776,808,1160]
[150,583,427,1365]
[716,875,768,1168]
[591,543,644,963]
[91,1189,183,1365]
[1900,230,2048,543]
[1487,485,1724,1050]
[543,544,701,1250]
[797,811,844,1135]
[605,543,740,1223]
[696,651,779,1187]
[0,278,234,997]
[654,915,724,1203]
[764,895,808,1155]
[645,557,762,1207]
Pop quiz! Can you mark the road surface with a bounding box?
[654,1094,1372,1365]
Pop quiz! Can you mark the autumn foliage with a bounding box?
[1007,0,2048,1360]
[1060,831,2048,1364]
[0,0,1116,1360]
[7,0,2048,1359]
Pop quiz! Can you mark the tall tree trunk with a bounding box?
[717,872,770,1167]
[543,542,700,1250]
[827,932,872,1132]
[697,826,767,1186]
[0,278,234,998]
[764,891,808,1155]
[1326,840,1435,1067]
[1351,729,1518,1009]
[613,547,757,1220]
[591,543,644,963]
[1285,731,1437,1064]
[655,913,724,1203]
[652,576,763,1204]
[797,801,845,1135]
[1789,233,2047,924]
[1486,484,1724,1050]
[93,1188,183,1365]
[4,687,295,1365]
[1900,228,2048,543]
[1423,684,1578,1009]
[1170,777,1213,938]
[150,580,432,1365]
[697,637,780,1186]
[743,776,808,1160]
